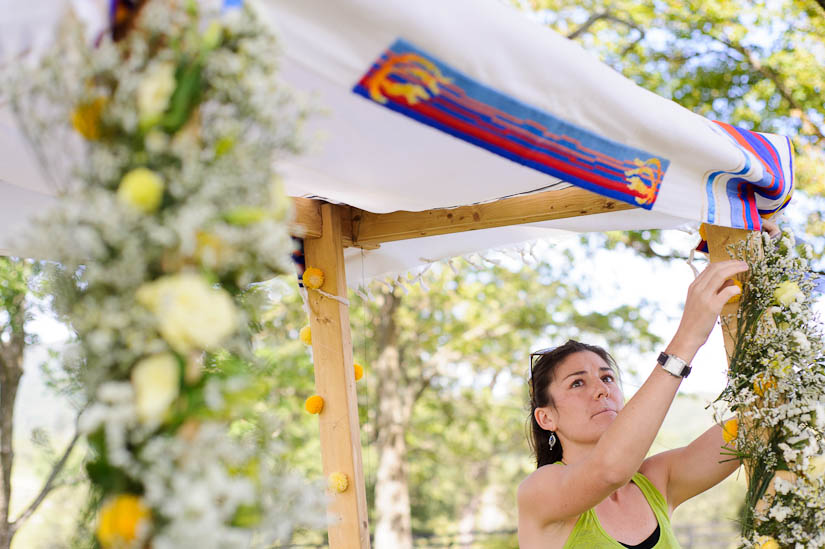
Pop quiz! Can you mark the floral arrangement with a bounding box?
[716,230,825,548]
[6,0,330,547]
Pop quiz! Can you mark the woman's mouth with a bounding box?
[592,409,617,417]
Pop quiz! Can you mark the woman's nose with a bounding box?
[594,379,609,400]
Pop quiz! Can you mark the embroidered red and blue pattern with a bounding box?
[353,39,669,210]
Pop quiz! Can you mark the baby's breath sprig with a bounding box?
[715,230,825,548]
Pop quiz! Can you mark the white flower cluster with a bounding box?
[720,231,825,547]
[7,1,326,546]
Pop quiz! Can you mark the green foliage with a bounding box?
[261,251,663,539]
[521,0,825,262]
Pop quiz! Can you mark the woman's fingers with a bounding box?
[761,218,780,238]
[675,260,748,350]
[716,282,742,304]
[691,260,748,296]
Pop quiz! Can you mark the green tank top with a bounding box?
[556,462,681,548]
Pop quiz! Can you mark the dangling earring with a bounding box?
[548,432,557,449]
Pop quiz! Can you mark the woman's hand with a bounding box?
[669,260,749,360]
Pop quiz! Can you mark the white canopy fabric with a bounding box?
[0,0,795,281]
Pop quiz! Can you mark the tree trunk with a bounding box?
[0,293,25,549]
[373,291,416,549]
[456,462,489,549]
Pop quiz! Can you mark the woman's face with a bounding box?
[540,350,624,443]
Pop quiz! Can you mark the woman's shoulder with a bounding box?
[638,453,672,511]
[518,462,565,510]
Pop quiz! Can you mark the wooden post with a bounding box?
[304,203,371,549]
[704,223,785,522]
[703,224,752,358]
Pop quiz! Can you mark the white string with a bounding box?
[687,247,700,279]
[312,288,350,306]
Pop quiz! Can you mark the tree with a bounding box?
[260,250,661,547]
[0,258,79,549]
[520,0,825,261]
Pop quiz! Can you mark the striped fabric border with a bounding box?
[704,121,794,231]
[353,38,670,210]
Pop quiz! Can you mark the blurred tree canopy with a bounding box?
[259,254,661,546]
[517,0,825,258]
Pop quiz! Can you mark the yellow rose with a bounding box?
[131,353,180,426]
[136,273,237,354]
[774,280,803,307]
[97,494,151,548]
[757,535,779,549]
[722,418,738,444]
[137,62,177,122]
[117,168,164,214]
[354,362,364,381]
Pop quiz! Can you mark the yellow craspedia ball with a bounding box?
[96,494,151,548]
[71,97,106,141]
[722,418,738,444]
[299,325,312,346]
[302,267,325,290]
[328,472,349,493]
[726,278,743,305]
[757,535,779,549]
[305,395,324,415]
[753,373,776,397]
[117,168,164,214]
[354,362,364,381]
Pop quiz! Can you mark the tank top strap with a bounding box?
[629,471,669,519]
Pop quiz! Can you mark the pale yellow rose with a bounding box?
[136,273,238,353]
[117,168,164,214]
[809,455,825,479]
[131,353,180,425]
[137,62,177,121]
[774,280,803,306]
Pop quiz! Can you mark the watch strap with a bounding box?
[657,352,691,378]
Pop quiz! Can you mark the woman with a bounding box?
[517,259,749,549]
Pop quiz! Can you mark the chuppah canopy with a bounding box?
[0,0,794,281]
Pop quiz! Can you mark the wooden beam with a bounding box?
[304,204,371,549]
[291,187,635,249]
[350,187,634,248]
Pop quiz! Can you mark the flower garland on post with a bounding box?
[6,1,330,547]
[716,230,825,548]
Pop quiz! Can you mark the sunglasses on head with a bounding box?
[529,346,558,372]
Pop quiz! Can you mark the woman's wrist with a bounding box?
[664,337,700,365]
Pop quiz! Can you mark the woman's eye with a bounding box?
[571,379,583,388]
[602,375,615,383]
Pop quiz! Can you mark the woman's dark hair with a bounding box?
[527,339,619,468]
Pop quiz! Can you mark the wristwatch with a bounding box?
[657,352,691,378]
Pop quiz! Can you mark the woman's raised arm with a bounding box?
[519,260,747,526]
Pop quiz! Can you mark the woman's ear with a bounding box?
[534,407,557,432]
